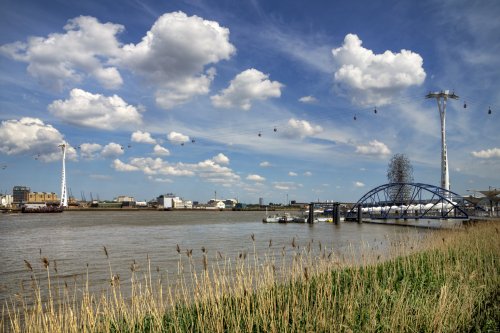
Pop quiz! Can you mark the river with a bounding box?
[0,210,429,304]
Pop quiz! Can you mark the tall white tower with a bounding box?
[425,90,458,193]
[59,143,68,207]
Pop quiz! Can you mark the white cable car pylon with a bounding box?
[59,143,68,208]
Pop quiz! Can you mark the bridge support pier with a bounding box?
[357,205,362,223]
[308,203,314,224]
[334,203,340,224]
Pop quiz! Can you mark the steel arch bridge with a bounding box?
[346,183,469,220]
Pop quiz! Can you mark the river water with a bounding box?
[0,210,430,304]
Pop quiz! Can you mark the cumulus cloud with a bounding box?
[0,16,124,91]
[471,147,500,159]
[196,159,240,184]
[115,156,239,185]
[101,142,124,158]
[119,11,235,109]
[304,171,312,176]
[48,89,142,130]
[332,34,426,106]
[354,181,365,187]
[0,117,76,162]
[168,131,190,144]
[211,68,283,110]
[283,118,323,139]
[115,156,240,185]
[153,144,170,156]
[247,174,265,182]
[113,157,194,176]
[155,68,216,109]
[212,153,229,165]
[79,143,102,159]
[288,171,298,176]
[131,131,156,144]
[299,95,317,104]
[260,161,271,167]
[1,12,236,109]
[113,159,139,172]
[355,140,391,156]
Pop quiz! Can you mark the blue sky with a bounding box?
[0,0,499,204]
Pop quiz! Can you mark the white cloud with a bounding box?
[112,159,139,172]
[211,68,283,110]
[273,181,298,191]
[101,142,124,158]
[79,143,102,159]
[288,171,298,176]
[471,148,500,159]
[354,181,365,187]
[298,95,317,104]
[247,174,265,182]
[119,11,235,109]
[260,161,271,167]
[113,157,194,176]
[355,140,391,156]
[304,171,312,176]
[332,34,426,106]
[155,68,216,109]
[131,131,156,144]
[89,174,112,180]
[0,16,124,91]
[212,153,230,165]
[196,159,240,184]
[153,144,170,156]
[168,131,190,144]
[283,118,323,139]
[48,89,142,130]
[0,117,76,162]
[148,176,173,183]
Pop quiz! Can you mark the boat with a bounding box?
[262,214,281,223]
[292,216,308,223]
[263,207,281,223]
[278,212,292,223]
[21,204,63,213]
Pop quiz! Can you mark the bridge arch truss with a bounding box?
[346,183,469,220]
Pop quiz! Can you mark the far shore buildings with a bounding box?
[11,186,59,207]
[157,193,193,209]
[0,194,13,208]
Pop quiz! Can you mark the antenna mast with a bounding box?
[425,90,458,193]
[59,143,68,207]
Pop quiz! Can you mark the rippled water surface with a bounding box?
[0,210,429,302]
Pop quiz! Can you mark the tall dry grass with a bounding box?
[2,221,499,332]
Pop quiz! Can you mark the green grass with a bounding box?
[3,221,499,332]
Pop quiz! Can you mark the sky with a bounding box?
[0,0,499,204]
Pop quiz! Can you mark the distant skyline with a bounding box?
[1,0,499,204]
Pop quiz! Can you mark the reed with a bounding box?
[2,221,499,332]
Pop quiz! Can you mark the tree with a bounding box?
[387,153,414,203]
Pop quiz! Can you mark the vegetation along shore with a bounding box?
[2,220,499,332]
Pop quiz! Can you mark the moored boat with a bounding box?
[263,214,280,223]
[21,204,63,213]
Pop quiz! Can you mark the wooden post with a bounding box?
[308,203,314,224]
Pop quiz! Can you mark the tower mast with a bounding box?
[59,143,68,207]
[425,90,458,193]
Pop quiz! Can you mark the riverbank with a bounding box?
[3,219,498,332]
